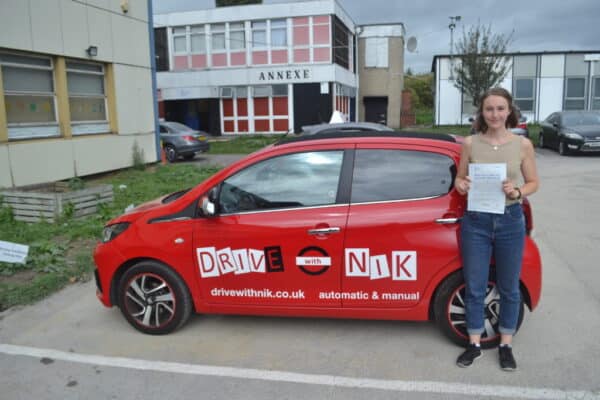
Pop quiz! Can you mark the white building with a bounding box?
[432,51,600,125]
[0,0,157,188]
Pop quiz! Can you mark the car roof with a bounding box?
[301,122,394,135]
[277,130,457,146]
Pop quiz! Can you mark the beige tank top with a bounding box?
[470,134,523,205]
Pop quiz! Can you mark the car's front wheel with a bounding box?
[117,261,192,335]
[558,140,569,156]
[433,270,524,349]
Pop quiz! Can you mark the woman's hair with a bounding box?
[474,87,518,133]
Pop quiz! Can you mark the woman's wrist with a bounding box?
[511,187,522,200]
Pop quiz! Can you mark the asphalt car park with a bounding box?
[1,146,599,400]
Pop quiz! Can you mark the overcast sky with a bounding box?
[152,0,600,73]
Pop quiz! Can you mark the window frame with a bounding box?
[172,26,188,55]
[1,51,59,139]
[229,22,246,51]
[210,23,227,53]
[66,60,109,135]
[216,150,347,215]
[513,77,536,112]
[270,18,287,48]
[252,20,267,50]
[564,76,587,110]
[190,25,206,54]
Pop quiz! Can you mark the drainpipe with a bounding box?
[147,0,161,162]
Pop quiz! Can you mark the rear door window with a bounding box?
[350,149,455,203]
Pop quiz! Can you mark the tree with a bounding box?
[452,23,513,107]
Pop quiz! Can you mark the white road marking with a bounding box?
[1,343,597,400]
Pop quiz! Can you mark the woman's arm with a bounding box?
[454,136,472,195]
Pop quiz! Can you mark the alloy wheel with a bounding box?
[123,273,176,329]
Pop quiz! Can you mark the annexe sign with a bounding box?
[257,68,311,82]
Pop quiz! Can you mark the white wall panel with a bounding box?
[0,0,33,50]
[60,0,89,59]
[437,80,462,125]
[0,146,12,188]
[8,140,75,187]
[30,0,64,54]
[538,77,564,120]
[113,64,154,134]
[111,15,150,67]
[541,55,564,77]
[87,6,114,60]
[73,133,157,176]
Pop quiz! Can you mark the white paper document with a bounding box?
[467,163,507,214]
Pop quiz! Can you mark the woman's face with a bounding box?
[482,95,511,131]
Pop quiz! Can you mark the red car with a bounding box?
[94,131,542,348]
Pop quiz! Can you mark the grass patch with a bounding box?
[209,135,284,154]
[0,163,220,311]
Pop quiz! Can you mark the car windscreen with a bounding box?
[563,112,600,126]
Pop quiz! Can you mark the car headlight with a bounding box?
[564,132,583,140]
[102,222,130,243]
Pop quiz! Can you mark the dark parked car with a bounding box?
[539,111,600,155]
[468,104,529,137]
[159,121,210,162]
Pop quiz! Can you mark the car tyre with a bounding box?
[117,260,192,335]
[165,145,178,163]
[433,270,524,349]
[538,133,545,148]
[558,140,569,156]
[183,153,196,161]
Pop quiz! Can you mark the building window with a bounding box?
[592,76,600,110]
[462,93,477,116]
[252,21,267,49]
[514,78,535,112]
[333,17,349,69]
[229,22,245,50]
[271,19,287,47]
[66,61,108,135]
[191,25,206,53]
[564,77,586,110]
[173,27,187,54]
[211,24,226,51]
[1,51,58,139]
[365,38,388,68]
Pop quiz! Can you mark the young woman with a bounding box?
[454,87,539,371]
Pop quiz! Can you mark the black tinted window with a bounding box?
[219,151,344,213]
[351,149,455,203]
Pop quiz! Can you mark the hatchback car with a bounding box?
[94,131,542,348]
[159,121,210,162]
[538,111,600,155]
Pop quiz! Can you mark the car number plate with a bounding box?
[196,136,206,141]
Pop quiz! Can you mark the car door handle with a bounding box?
[435,218,461,224]
[308,227,341,235]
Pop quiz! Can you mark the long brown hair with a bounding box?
[474,87,518,133]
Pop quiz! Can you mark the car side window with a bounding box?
[159,125,168,134]
[351,149,455,203]
[218,151,344,213]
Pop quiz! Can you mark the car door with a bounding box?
[192,148,351,308]
[545,114,560,149]
[341,144,461,308]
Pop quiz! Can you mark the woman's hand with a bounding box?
[455,176,471,195]
[502,179,519,199]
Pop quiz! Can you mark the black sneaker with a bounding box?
[499,345,517,371]
[456,344,482,368]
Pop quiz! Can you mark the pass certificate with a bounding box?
[467,163,507,214]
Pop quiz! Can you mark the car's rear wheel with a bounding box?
[433,270,524,349]
[117,261,192,335]
[538,133,545,148]
[165,145,178,163]
[558,140,569,156]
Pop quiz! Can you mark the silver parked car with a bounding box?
[159,121,210,162]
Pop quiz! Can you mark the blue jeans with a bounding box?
[460,203,525,336]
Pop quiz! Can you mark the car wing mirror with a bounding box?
[201,187,218,216]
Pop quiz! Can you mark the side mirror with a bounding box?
[202,187,218,216]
